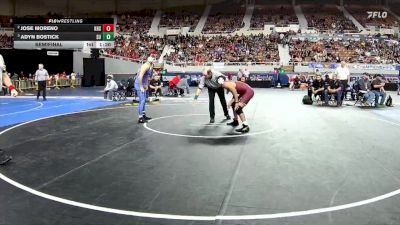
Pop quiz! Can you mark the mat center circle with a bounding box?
[143,114,275,138]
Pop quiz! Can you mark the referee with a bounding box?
[194,67,230,123]
[35,63,49,101]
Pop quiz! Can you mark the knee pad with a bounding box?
[235,106,243,115]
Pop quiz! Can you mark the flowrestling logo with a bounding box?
[367,11,388,19]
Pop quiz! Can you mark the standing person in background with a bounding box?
[238,69,244,79]
[70,72,76,88]
[0,54,17,165]
[335,61,350,101]
[35,63,49,101]
[194,67,230,123]
[243,68,250,78]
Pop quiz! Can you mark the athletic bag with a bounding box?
[386,95,393,107]
[302,95,313,105]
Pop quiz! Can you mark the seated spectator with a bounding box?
[177,75,190,94]
[299,75,308,90]
[357,73,375,106]
[149,75,163,97]
[289,74,299,90]
[169,75,185,96]
[104,74,118,101]
[371,74,387,107]
[326,74,342,106]
[311,74,325,102]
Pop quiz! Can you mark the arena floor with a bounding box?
[1,88,400,225]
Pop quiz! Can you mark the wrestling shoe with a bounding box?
[138,117,147,123]
[225,115,231,120]
[143,115,152,120]
[0,150,12,165]
[209,118,215,123]
[227,120,239,126]
[235,125,250,133]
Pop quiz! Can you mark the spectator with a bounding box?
[104,74,118,101]
[326,74,342,106]
[149,74,163,97]
[371,74,387,107]
[357,73,375,106]
[335,61,350,101]
[312,74,325,102]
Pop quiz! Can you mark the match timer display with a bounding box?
[14,18,115,49]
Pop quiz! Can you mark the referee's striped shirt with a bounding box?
[198,69,225,90]
[35,69,49,81]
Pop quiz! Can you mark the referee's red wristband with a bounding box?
[8,85,16,91]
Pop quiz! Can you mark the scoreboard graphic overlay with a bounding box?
[14,18,115,49]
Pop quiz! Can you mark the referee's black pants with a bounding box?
[37,80,47,100]
[208,87,229,119]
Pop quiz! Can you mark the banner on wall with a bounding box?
[308,63,396,70]
[349,64,396,70]
[212,62,225,69]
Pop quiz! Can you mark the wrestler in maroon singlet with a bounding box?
[223,80,254,133]
[235,81,254,105]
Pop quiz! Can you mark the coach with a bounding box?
[335,61,350,101]
[194,67,230,123]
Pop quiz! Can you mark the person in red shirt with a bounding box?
[169,75,184,96]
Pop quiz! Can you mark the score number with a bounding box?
[102,24,114,41]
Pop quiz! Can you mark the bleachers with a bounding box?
[302,4,358,32]
[345,5,399,28]
[251,4,298,29]
[389,3,400,17]
[159,6,203,31]
[0,15,13,28]
[165,34,280,64]
[202,1,246,34]
[104,35,164,61]
[117,9,156,35]
[290,38,400,64]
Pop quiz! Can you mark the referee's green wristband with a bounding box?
[194,95,199,100]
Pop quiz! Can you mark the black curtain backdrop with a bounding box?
[0,49,73,76]
[83,58,105,87]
